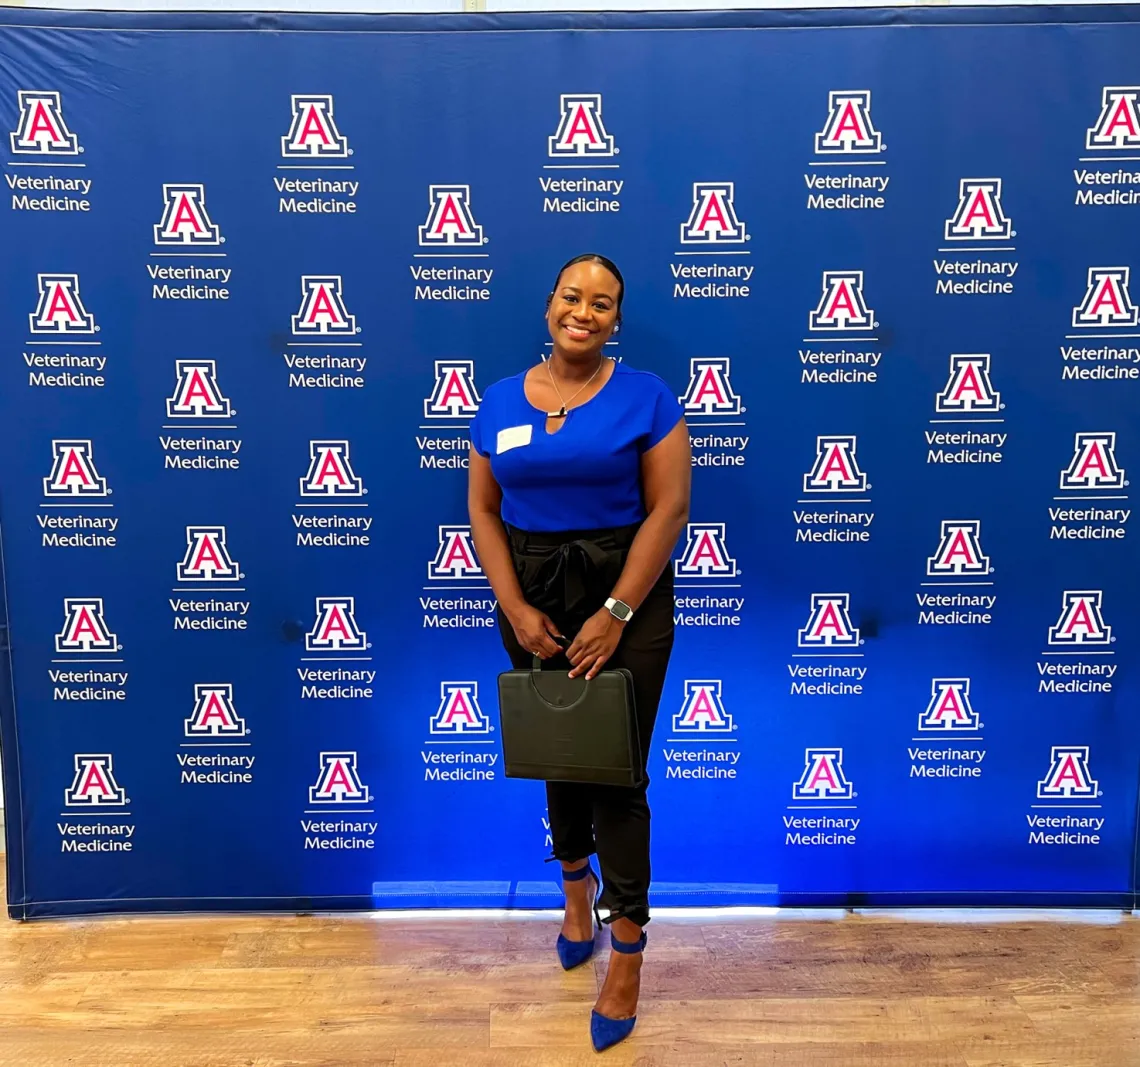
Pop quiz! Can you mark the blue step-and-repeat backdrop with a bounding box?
[1,6,1138,918]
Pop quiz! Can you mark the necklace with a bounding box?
[544,356,605,419]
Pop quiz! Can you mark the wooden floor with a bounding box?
[0,865,1137,1066]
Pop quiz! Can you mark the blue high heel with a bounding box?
[555,862,602,971]
[590,928,647,1052]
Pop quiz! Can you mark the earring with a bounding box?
[613,321,621,335]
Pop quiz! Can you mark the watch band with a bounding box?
[604,597,633,622]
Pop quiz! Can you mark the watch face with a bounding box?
[612,601,631,620]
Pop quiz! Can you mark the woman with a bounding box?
[468,253,691,1051]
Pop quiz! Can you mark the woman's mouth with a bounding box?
[562,323,593,341]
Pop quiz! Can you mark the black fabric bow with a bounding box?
[523,538,621,632]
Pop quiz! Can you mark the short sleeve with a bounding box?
[644,375,684,450]
[469,402,490,457]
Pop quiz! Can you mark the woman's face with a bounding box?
[546,260,621,357]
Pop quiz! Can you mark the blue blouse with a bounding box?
[469,361,684,532]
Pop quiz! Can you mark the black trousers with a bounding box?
[498,522,675,928]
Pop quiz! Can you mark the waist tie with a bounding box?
[531,538,615,622]
[506,524,637,631]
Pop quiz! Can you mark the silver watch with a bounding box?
[604,597,633,623]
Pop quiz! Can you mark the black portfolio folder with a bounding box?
[498,657,643,787]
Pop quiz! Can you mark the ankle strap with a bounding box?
[561,863,594,882]
[609,930,647,954]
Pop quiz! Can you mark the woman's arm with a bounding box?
[467,448,563,658]
[610,420,692,611]
[566,420,691,677]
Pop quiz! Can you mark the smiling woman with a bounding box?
[467,253,691,1051]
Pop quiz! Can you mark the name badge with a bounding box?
[496,424,533,454]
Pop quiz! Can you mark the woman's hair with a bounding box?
[547,253,625,328]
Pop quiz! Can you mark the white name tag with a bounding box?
[496,424,533,454]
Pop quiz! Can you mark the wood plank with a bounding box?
[0,864,1136,1066]
[0,1030,398,1067]
[1014,993,1140,1040]
[958,1037,1139,1067]
[399,1043,970,1067]
[489,995,1035,1047]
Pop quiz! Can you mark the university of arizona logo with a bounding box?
[944,178,1012,241]
[424,360,481,419]
[43,440,108,498]
[793,748,854,800]
[1037,746,1098,799]
[167,360,233,418]
[1086,87,1140,150]
[177,526,240,582]
[672,680,734,734]
[1060,432,1125,491]
[185,683,246,737]
[65,754,127,807]
[809,271,874,331]
[299,440,364,497]
[919,678,980,732]
[815,90,881,154]
[1048,590,1112,647]
[548,93,615,157]
[926,520,990,577]
[305,596,368,652]
[309,752,370,804]
[55,598,119,654]
[29,274,96,334]
[430,682,491,735]
[935,354,1001,414]
[674,523,737,578]
[282,94,349,158]
[1072,267,1139,328]
[153,184,222,246]
[803,436,867,494]
[10,90,80,154]
[679,358,742,416]
[429,525,484,581]
[798,593,860,648]
[419,185,484,247]
[292,275,357,335]
[680,182,748,245]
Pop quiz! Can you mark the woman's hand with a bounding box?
[566,608,624,680]
[508,604,564,659]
